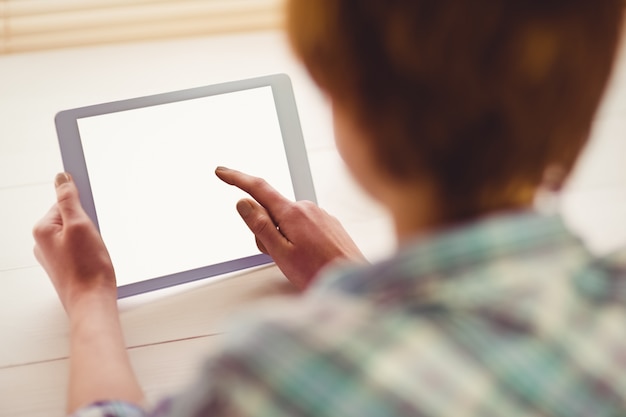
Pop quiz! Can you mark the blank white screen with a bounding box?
[77,87,294,286]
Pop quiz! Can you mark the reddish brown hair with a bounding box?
[287,0,623,220]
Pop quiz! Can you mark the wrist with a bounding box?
[68,291,121,346]
[65,282,118,320]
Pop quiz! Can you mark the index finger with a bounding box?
[215,167,292,216]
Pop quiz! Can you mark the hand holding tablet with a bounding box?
[54,74,318,297]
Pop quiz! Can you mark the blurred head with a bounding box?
[286,0,624,221]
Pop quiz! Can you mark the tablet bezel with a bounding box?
[55,74,316,298]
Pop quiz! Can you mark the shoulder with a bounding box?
[209,288,466,415]
[571,247,626,304]
[222,288,376,356]
[601,248,626,269]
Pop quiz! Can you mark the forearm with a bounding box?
[67,291,144,414]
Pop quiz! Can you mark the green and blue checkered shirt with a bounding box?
[76,211,626,417]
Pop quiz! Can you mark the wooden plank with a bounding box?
[0,334,225,417]
[0,2,6,54]
[6,0,279,17]
[0,30,306,189]
[6,11,283,53]
[3,0,284,54]
[0,264,297,368]
[0,184,55,271]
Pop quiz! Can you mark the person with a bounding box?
[33,1,626,416]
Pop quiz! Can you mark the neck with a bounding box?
[382,181,535,245]
[380,180,444,244]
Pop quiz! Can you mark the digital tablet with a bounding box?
[55,74,316,298]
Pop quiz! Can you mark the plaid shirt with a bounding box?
[74,211,626,417]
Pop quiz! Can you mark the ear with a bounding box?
[541,164,567,192]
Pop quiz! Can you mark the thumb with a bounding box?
[54,173,84,221]
[236,199,288,256]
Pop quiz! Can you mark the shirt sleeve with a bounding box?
[70,401,150,417]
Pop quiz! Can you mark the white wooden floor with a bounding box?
[1,30,625,417]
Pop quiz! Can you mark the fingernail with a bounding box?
[236,200,253,217]
[215,166,230,173]
[55,173,70,187]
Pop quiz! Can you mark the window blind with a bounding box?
[0,0,285,55]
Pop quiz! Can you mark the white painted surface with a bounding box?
[0,30,392,416]
[0,28,625,416]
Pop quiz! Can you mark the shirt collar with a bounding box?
[313,210,582,301]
